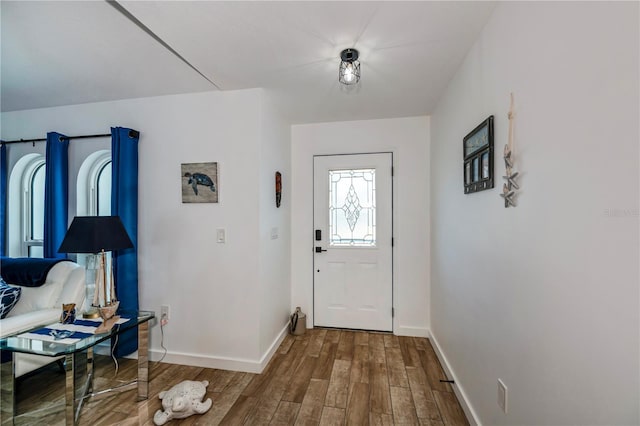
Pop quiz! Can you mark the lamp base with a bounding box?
[83,308,100,319]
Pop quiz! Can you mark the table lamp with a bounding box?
[58,216,133,321]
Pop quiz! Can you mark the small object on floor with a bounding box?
[153,380,212,425]
[290,306,306,335]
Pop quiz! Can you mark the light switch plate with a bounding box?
[216,228,226,243]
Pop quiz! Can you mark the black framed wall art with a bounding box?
[463,115,494,194]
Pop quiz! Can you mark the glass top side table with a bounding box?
[0,310,155,426]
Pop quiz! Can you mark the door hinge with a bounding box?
[391,166,394,177]
[392,237,394,247]
[392,307,395,318]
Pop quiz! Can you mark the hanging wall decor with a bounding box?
[500,93,519,208]
[181,162,218,203]
[463,116,494,194]
[275,171,282,208]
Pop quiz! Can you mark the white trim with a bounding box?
[148,323,289,374]
[429,330,481,426]
[396,325,429,338]
[257,323,289,370]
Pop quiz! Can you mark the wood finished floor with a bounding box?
[14,329,468,425]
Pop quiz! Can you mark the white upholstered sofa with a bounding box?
[0,260,85,377]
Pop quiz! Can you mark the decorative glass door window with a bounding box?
[329,168,376,246]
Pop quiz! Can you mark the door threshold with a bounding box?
[312,326,393,334]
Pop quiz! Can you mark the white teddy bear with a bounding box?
[153,380,213,425]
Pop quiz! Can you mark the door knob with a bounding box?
[315,247,327,253]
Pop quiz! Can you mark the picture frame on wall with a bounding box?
[463,116,494,194]
[181,162,219,203]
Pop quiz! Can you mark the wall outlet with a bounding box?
[161,305,170,325]
[498,379,508,413]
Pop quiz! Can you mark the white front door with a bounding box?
[313,153,393,332]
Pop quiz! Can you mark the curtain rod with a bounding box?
[1,130,139,145]
[0,133,110,145]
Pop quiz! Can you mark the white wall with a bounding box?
[258,90,292,359]
[1,88,291,372]
[430,2,639,424]
[291,116,430,336]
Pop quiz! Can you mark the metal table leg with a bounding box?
[64,353,77,426]
[137,321,149,401]
[0,353,15,426]
[65,349,90,426]
[82,322,152,402]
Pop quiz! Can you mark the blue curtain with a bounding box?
[111,127,139,357]
[0,144,7,256]
[43,132,69,259]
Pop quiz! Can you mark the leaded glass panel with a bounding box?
[329,168,376,247]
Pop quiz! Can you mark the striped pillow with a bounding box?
[0,278,21,319]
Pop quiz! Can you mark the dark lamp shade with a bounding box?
[58,216,133,254]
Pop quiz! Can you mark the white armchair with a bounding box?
[1,261,85,377]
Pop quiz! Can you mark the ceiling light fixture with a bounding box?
[339,48,360,85]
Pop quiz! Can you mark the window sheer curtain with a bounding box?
[43,132,69,259]
[111,127,139,357]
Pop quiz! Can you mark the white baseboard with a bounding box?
[429,330,481,426]
[396,325,430,337]
[148,324,289,374]
[257,323,289,371]
[93,342,113,356]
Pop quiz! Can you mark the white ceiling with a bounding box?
[1,1,497,124]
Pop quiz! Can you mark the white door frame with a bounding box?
[312,152,394,332]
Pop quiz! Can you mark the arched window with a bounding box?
[8,151,112,259]
[27,162,45,257]
[77,150,111,217]
[8,154,46,257]
[76,150,112,269]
